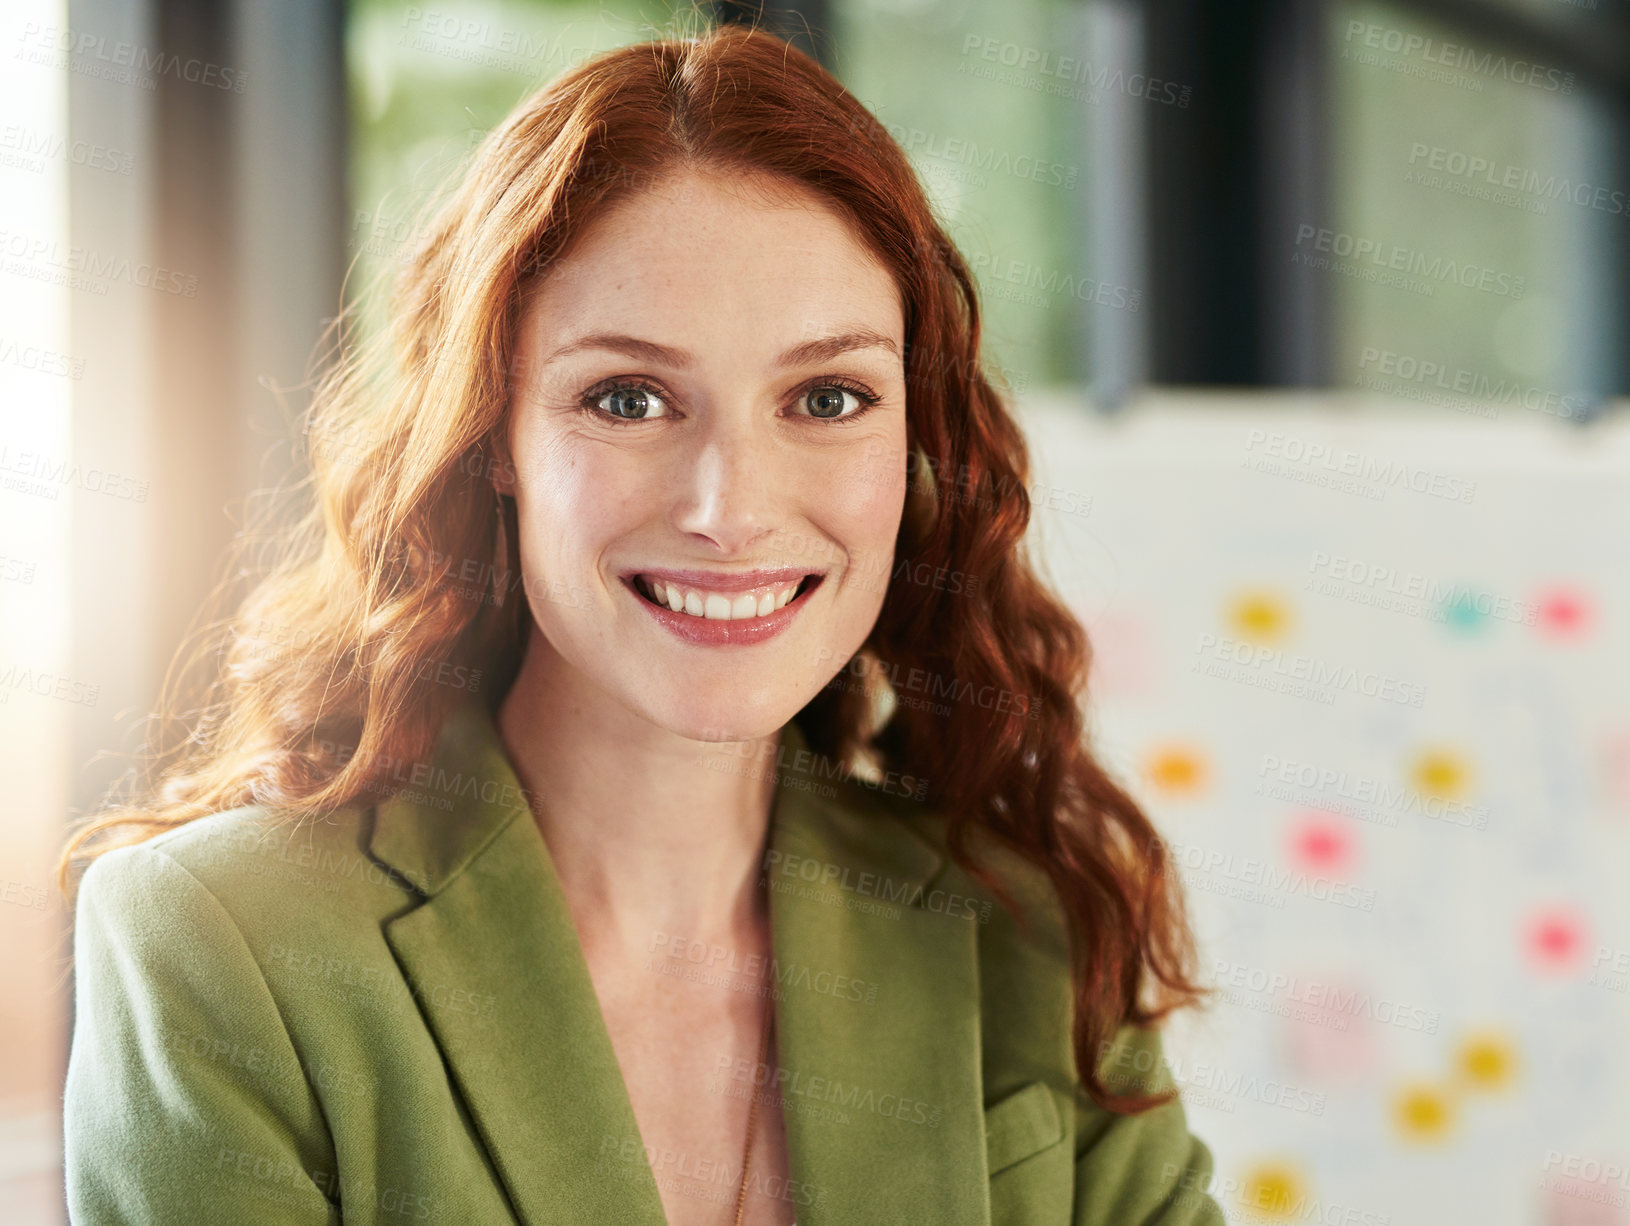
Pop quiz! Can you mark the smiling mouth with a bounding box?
[631,573,823,621]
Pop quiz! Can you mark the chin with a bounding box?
[644,695,798,746]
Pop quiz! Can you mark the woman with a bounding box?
[60,22,1225,1226]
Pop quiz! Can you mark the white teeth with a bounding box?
[637,576,808,621]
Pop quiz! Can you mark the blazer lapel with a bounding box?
[767,721,991,1226]
[368,700,990,1226]
[371,702,670,1226]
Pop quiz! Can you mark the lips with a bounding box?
[624,568,825,623]
[621,568,824,647]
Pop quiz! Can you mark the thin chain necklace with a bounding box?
[730,984,774,1226]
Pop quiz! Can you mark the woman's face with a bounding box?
[496,166,909,742]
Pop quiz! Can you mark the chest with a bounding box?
[592,973,799,1225]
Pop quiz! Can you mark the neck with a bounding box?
[494,628,783,972]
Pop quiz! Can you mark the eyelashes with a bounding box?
[577,375,884,427]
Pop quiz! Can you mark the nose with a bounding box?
[668,406,786,557]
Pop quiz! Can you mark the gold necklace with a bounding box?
[730,991,774,1226]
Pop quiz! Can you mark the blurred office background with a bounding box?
[4,0,1627,1220]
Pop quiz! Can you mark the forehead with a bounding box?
[518,167,903,351]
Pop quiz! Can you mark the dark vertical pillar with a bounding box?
[1257,0,1332,387]
[147,0,242,664]
[1143,0,1330,387]
[1602,90,1630,405]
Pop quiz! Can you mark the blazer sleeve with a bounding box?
[1071,1025,1229,1226]
[64,843,340,1225]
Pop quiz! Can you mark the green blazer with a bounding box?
[64,698,1227,1224]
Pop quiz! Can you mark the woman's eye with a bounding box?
[800,385,865,419]
[584,380,874,423]
[594,385,667,420]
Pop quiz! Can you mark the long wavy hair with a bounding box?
[58,20,1208,1115]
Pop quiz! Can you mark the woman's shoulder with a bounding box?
[74,801,418,953]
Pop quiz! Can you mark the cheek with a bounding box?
[815,427,905,500]
[847,453,909,550]
[510,434,643,572]
[813,436,909,597]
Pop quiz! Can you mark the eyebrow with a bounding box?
[540,328,901,369]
